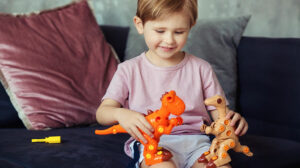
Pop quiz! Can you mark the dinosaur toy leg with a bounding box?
[198,138,218,163]
[142,134,173,166]
[208,139,236,168]
[198,151,209,163]
[233,142,253,157]
[144,147,173,166]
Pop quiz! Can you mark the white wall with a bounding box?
[0,0,299,38]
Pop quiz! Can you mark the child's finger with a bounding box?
[138,116,154,132]
[235,119,245,135]
[230,113,241,127]
[225,110,234,119]
[130,126,148,144]
[136,121,154,138]
[240,122,248,136]
[127,129,138,141]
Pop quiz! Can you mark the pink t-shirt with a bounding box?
[102,52,227,156]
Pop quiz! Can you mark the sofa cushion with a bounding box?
[0,127,299,168]
[125,16,250,110]
[230,134,300,167]
[0,0,118,130]
[237,37,300,141]
[0,126,131,168]
[0,25,129,128]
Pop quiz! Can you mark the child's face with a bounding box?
[134,11,191,61]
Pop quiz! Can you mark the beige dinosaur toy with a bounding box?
[198,95,253,168]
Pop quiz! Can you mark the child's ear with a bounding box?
[133,16,144,34]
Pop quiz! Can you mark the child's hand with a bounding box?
[225,110,248,136]
[115,109,154,144]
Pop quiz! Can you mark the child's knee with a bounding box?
[191,161,231,168]
[191,161,207,168]
[217,163,232,168]
[141,160,177,168]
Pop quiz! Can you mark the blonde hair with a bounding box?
[136,0,198,27]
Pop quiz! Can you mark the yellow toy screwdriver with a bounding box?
[31,136,61,144]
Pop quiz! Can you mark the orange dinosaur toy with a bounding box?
[198,95,253,168]
[95,90,185,166]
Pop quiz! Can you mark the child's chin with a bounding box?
[157,53,176,59]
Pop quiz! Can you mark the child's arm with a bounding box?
[210,108,249,136]
[96,99,154,143]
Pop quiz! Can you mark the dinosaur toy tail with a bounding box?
[95,125,127,135]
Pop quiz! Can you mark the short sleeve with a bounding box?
[102,63,129,107]
[201,63,228,110]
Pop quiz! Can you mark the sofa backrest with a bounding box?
[237,37,300,141]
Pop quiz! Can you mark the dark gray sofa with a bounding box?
[0,25,300,168]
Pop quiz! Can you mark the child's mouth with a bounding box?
[160,46,176,52]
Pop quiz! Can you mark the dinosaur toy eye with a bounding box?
[167,96,173,102]
[217,98,222,104]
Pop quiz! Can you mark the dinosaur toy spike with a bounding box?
[95,90,185,166]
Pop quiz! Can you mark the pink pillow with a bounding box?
[0,0,118,130]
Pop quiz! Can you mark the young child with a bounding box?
[96,0,248,168]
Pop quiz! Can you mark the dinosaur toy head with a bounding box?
[204,95,225,107]
[204,95,227,119]
[161,90,185,116]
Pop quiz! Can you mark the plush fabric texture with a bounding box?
[0,126,132,168]
[0,25,128,129]
[125,16,250,110]
[0,0,118,130]
[237,37,300,141]
[0,126,300,168]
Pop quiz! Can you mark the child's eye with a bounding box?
[175,31,184,34]
[155,30,164,33]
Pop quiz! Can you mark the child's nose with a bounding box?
[164,32,175,44]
